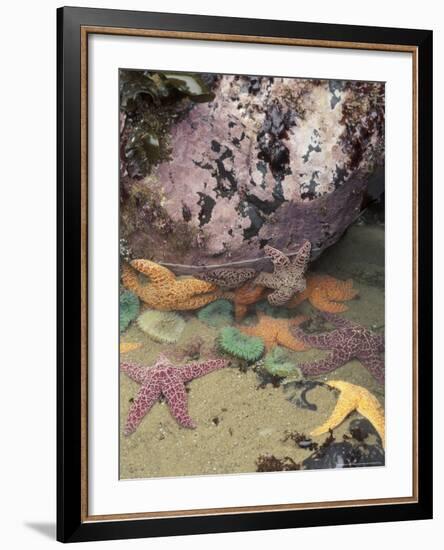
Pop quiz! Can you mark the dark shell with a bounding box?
[303,441,385,469]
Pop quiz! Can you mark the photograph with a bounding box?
[0,0,436,546]
[118,69,386,479]
[54,5,432,541]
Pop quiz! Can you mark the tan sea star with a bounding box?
[254,241,312,306]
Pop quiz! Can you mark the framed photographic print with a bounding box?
[57,6,433,543]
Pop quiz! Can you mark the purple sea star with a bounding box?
[292,312,385,384]
[255,241,311,305]
[121,353,229,434]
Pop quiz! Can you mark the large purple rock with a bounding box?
[120,75,384,275]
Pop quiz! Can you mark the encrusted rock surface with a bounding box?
[120,74,384,273]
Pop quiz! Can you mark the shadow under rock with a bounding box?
[24,522,56,540]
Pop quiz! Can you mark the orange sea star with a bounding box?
[227,283,268,322]
[121,260,221,311]
[239,311,310,352]
[287,273,358,313]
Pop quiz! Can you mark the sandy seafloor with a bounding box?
[119,223,384,479]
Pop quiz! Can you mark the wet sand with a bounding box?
[119,223,385,479]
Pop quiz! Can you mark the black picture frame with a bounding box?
[57,6,433,543]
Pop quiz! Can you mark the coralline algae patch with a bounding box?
[121,75,384,266]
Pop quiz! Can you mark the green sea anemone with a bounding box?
[218,326,264,362]
[263,346,302,378]
[137,310,185,344]
[197,299,234,328]
[120,290,140,332]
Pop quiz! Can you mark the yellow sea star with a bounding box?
[311,380,385,447]
[121,260,222,310]
[239,311,310,352]
[120,342,142,354]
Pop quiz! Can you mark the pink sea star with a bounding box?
[292,312,385,384]
[121,353,229,434]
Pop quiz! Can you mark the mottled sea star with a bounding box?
[255,241,311,306]
[293,312,385,384]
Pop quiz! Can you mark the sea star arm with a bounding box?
[277,329,310,352]
[286,289,308,309]
[359,353,385,384]
[254,272,277,289]
[198,272,228,289]
[327,278,358,301]
[177,277,218,296]
[131,259,174,284]
[121,263,143,296]
[375,333,385,352]
[291,327,337,349]
[299,349,349,376]
[234,303,248,322]
[310,392,355,437]
[155,353,172,366]
[199,268,255,289]
[174,291,221,310]
[320,311,357,329]
[162,380,196,428]
[120,362,148,384]
[238,324,272,349]
[124,382,161,435]
[120,342,142,354]
[268,285,298,306]
[310,286,349,313]
[178,359,228,383]
[264,245,290,267]
[291,240,311,272]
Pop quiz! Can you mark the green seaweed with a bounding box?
[137,310,185,344]
[263,346,302,378]
[120,70,215,178]
[218,326,264,362]
[120,290,140,332]
[197,299,234,328]
[121,71,214,110]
